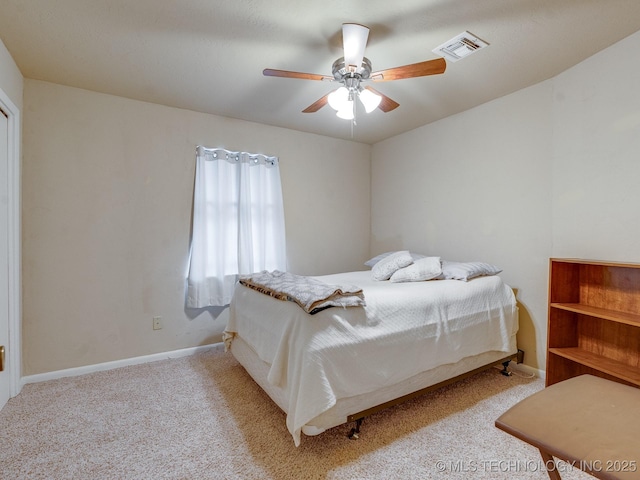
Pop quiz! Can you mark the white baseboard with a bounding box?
[21,342,225,386]
[21,342,546,387]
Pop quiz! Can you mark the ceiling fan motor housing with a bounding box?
[332,57,372,82]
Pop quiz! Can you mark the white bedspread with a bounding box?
[224,270,518,446]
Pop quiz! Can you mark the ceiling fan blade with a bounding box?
[302,93,330,113]
[364,86,399,113]
[263,68,333,82]
[371,57,446,82]
[342,23,369,70]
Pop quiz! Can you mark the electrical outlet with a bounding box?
[153,316,162,330]
[517,349,525,364]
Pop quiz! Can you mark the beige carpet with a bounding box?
[0,348,590,479]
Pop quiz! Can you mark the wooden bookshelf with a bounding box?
[546,258,640,388]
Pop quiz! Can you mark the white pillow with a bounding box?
[440,261,502,281]
[371,250,414,281]
[364,251,395,268]
[390,257,442,283]
[365,251,426,268]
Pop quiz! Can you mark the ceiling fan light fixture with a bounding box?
[342,23,369,70]
[328,86,349,111]
[358,88,382,113]
[336,100,355,120]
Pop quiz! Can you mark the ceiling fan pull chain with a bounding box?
[351,102,356,138]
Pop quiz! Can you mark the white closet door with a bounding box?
[0,109,9,410]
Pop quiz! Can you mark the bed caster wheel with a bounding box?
[348,418,363,440]
[500,360,512,376]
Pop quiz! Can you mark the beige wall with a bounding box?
[22,80,370,375]
[372,82,553,371]
[372,29,640,372]
[551,30,640,261]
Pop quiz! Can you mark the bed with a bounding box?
[223,263,518,446]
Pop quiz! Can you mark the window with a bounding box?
[186,146,286,307]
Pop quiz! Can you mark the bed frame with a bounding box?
[344,354,515,439]
[230,333,518,441]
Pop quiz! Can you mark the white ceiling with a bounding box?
[2,0,640,144]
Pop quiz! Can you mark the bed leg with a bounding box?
[500,360,512,376]
[348,418,363,440]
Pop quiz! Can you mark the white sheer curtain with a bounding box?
[186,146,287,307]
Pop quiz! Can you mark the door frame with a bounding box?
[0,86,21,398]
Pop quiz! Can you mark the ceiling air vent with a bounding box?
[432,31,488,62]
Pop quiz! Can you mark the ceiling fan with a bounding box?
[263,23,447,120]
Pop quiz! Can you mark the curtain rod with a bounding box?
[196,145,279,165]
